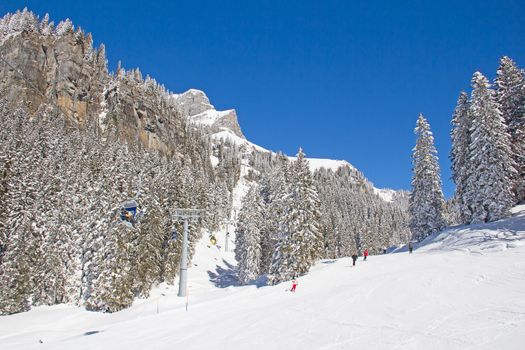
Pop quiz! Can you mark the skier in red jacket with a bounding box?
[363,248,369,261]
[290,277,298,292]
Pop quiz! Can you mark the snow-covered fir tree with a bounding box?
[234,186,264,285]
[259,156,290,273]
[495,56,525,201]
[269,149,324,284]
[466,72,515,223]
[409,114,446,241]
[55,18,73,36]
[450,92,473,223]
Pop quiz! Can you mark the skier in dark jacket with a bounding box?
[351,253,358,266]
[408,242,413,254]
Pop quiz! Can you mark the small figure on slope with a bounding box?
[408,241,414,254]
[290,277,298,292]
[351,253,358,266]
[363,248,369,261]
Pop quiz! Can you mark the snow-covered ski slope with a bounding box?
[2,208,525,350]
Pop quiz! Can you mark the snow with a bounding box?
[2,205,525,349]
[211,130,269,153]
[209,154,219,167]
[288,156,355,172]
[231,160,253,217]
[185,88,208,96]
[373,187,397,202]
[189,109,235,127]
[171,88,211,102]
[417,204,525,254]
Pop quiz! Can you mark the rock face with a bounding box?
[0,16,248,156]
[174,89,245,139]
[0,20,106,120]
[173,89,214,117]
[0,11,187,156]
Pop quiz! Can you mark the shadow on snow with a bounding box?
[207,259,268,289]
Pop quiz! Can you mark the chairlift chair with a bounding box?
[120,199,143,226]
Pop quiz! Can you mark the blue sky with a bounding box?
[2,1,524,197]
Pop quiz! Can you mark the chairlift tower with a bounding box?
[173,208,204,297]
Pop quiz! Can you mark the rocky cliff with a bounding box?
[0,9,208,157]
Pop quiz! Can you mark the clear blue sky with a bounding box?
[2,1,524,197]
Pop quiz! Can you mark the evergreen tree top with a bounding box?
[472,71,490,89]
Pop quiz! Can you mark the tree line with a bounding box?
[410,56,524,241]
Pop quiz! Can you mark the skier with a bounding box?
[363,248,369,261]
[351,253,358,266]
[408,241,413,254]
[290,277,298,292]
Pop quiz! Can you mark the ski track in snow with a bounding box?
[2,208,525,349]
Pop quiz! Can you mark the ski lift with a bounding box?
[116,164,165,228]
[119,199,144,227]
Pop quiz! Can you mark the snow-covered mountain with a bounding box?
[2,205,524,350]
[177,88,404,202]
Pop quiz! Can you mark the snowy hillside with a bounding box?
[288,156,354,173]
[373,187,397,202]
[2,207,524,349]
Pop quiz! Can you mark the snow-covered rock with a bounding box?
[172,89,214,117]
[173,89,245,139]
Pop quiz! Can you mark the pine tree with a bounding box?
[55,18,74,36]
[234,186,263,285]
[0,222,34,314]
[85,144,137,312]
[467,72,515,223]
[495,57,525,200]
[259,160,288,274]
[0,109,45,314]
[269,149,323,284]
[409,114,446,241]
[450,92,472,223]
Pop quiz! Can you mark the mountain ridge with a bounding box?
[177,87,406,200]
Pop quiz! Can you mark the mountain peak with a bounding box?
[172,89,214,117]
